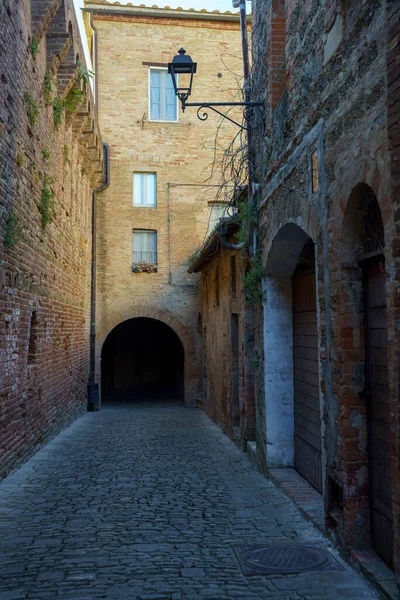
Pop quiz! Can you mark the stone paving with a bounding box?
[0,405,378,599]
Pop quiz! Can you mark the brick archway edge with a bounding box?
[97,307,199,407]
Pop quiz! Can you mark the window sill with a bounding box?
[148,119,179,124]
[132,205,157,209]
[132,263,158,273]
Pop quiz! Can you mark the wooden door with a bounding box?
[364,259,393,567]
[293,264,322,493]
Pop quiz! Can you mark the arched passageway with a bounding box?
[101,318,184,404]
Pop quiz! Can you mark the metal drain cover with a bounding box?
[233,542,344,576]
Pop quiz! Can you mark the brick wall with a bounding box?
[195,232,254,444]
[0,0,103,477]
[252,0,399,581]
[269,0,286,109]
[87,5,243,405]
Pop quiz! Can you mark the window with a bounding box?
[133,173,156,207]
[133,230,157,266]
[149,68,177,122]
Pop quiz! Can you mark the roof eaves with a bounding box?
[83,2,242,22]
[188,216,240,274]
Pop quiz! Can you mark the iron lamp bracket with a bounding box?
[180,99,263,131]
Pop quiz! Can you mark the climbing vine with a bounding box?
[244,252,264,305]
[236,199,258,245]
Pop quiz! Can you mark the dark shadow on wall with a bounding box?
[101,317,184,405]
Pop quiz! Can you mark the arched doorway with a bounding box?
[101,318,184,404]
[262,223,323,493]
[340,183,393,567]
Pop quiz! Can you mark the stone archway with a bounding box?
[97,307,198,407]
[101,318,184,404]
[262,223,323,493]
[335,183,393,567]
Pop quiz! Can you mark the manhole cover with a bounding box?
[233,542,344,576]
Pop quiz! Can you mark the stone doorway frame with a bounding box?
[261,223,325,495]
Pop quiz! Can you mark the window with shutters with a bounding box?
[132,230,157,269]
[149,68,178,122]
[133,173,156,207]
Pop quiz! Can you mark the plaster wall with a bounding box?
[262,276,294,467]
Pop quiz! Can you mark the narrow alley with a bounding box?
[0,406,377,600]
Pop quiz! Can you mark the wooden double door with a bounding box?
[292,255,322,493]
[363,258,393,568]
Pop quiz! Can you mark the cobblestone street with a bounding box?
[0,406,378,599]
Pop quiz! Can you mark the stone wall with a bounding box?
[252,0,399,581]
[196,232,253,443]
[0,0,103,477]
[387,0,400,583]
[86,3,243,405]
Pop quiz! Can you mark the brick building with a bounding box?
[188,215,257,444]
[196,0,400,592]
[250,0,399,589]
[83,1,243,406]
[0,0,104,478]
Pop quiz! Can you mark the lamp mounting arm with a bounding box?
[180,100,263,131]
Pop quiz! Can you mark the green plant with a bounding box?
[63,144,70,163]
[244,252,264,305]
[4,211,23,247]
[43,71,52,105]
[81,167,87,176]
[29,37,39,59]
[64,86,84,113]
[40,174,55,229]
[236,199,258,246]
[23,92,40,127]
[77,59,95,84]
[53,97,65,129]
[42,147,50,161]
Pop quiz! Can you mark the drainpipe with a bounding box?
[233,0,257,255]
[220,225,245,251]
[88,142,110,411]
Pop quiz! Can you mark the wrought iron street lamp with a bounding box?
[168,48,263,131]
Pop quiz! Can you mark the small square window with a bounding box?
[311,149,319,193]
[132,230,157,269]
[149,68,178,122]
[133,173,156,207]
